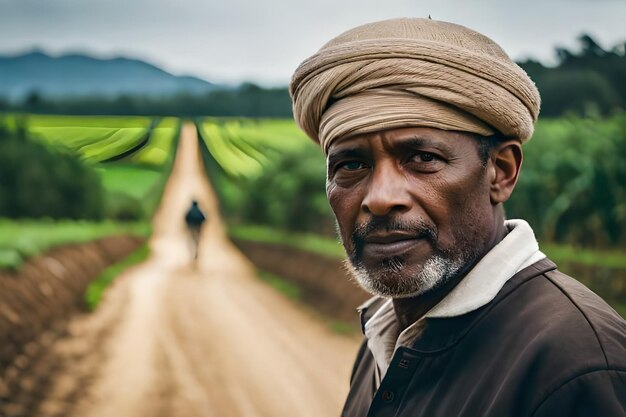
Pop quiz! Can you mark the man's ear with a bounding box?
[489,140,523,205]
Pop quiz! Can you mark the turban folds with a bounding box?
[290,18,541,154]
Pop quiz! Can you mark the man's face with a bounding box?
[326,127,498,298]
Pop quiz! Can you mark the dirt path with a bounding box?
[31,123,360,417]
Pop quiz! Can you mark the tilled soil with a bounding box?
[2,123,361,417]
[0,235,144,416]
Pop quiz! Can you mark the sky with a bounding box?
[1,0,625,87]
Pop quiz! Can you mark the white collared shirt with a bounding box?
[363,219,546,385]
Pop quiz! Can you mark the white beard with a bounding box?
[346,254,466,298]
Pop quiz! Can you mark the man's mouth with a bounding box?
[361,232,430,259]
[350,218,438,264]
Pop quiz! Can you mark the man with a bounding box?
[185,199,206,262]
[290,18,626,416]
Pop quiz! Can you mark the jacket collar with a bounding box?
[409,258,557,353]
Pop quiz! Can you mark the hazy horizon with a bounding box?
[1,0,625,87]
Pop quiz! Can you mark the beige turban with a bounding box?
[290,18,541,154]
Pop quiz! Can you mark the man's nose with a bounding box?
[361,163,412,216]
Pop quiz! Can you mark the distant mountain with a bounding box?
[0,50,223,101]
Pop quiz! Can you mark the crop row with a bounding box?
[128,117,181,167]
[198,118,315,179]
[0,114,180,167]
[28,115,151,163]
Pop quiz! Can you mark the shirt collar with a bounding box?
[425,219,545,318]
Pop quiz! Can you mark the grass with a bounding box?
[200,121,265,179]
[85,244,150,310]
[27,114,151,128]
[97,164,167,218]
[198,118,315,179]
[0,219,150,270]
[23,114,153,163]
[96,164,163,200]
[79,128,148,162]
[128,117,180,167]
[96,120,180,218]
[29,126,122,149]
[14,114,179,166]
[229,224,345,259]
[30,126,149,163]
[257,270,302,300]
[540,243,626,269]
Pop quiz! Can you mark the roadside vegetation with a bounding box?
[0,126,105,220]
[0,219,149,270]
[0,114,180,270]
[197,117,335,235]
[85,244,150,310]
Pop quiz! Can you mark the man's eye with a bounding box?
[416,152,436,162]
[406,152,444,173]
[339,161,365,171]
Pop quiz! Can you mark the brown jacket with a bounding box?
[342,258,626,417]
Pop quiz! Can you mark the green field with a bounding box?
[97,165,163,200]
[198,118,315,179]
[197,117,331,232]
[24,114,180,212]
[0,114,181,269]
[26,115,151,128]
[25,115,153,163]
[0,218,150,269]
[128,117,180,167]
[2,114,180,166]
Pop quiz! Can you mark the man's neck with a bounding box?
[392,270,468,330]
[392,218,508,331]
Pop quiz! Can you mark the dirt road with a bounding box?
[32,123,361,417]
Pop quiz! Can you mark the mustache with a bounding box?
[351,217,438,253]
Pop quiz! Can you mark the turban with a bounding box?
[290,18,541,154]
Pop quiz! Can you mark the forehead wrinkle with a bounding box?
[392,135,440,149]
[379,133,456,155]
[328,129,469,162]
[327,134,373,158]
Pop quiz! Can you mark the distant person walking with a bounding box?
[185,199,206,263]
